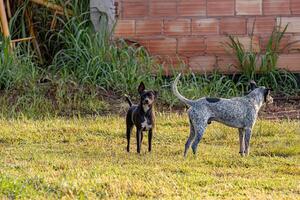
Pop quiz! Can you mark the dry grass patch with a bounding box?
[0,114,299,199]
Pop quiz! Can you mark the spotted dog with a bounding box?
[172,74,273,157]
[125,82,158,153]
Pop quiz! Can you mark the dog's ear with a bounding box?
[249,80,257,90]
[138,82,145,94]
[265,88,271,95]
[264,88,272,102]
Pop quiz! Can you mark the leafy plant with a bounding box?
[226,35,257,80]
[49,15,163,95]
[0,38,40,90]
[259,24,288,73]
[225,24,299,95]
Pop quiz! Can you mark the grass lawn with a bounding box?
[0,114,299,199]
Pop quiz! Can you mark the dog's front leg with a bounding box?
[141,131,144,143]
[238,128,245,156]
[244,128,252,156]
[148,129,152,152]
[136,128,142,153]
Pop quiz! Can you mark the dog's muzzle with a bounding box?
[143,98,152,105]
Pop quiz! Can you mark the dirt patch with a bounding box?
[259,97,300,120]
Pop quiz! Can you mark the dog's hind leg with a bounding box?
[244,127,252,156]
[191,123,207,155]
[238,128,245,156]
[184,119,196,157]
[126,123,133,152]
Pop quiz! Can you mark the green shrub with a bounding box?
[49,15,163,95]
[0,39,40,90]
[225,24,299,95]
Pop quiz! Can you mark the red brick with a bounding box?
[220,18,246,35]
[279,17,300,33]
[192,18,219,35]
[164,19,191,36]
[136,20,162,36]
[123,0,148,18]
[178,37,205,55]
[205,36,230,54]
[227,36,260,52]
[133,39,148,48]
[207,0,234,16]
[238,36,260,52]
[291,0,300,14]
[149,0,177,17]
[260,35,291,53]
[155,55,188,75]
[146,38,177,55]
[206,36,260,55]
[288,35,300,53]
[159,56,188,67]
[263,0,290,15]
[114,20,135,37]
[277,54,300,72]
[247,17,276,35]
[178,0,206,16]
[189,56,217,73]
[216,56,240,74]
[279,35,293,53]
[236,0,262,15]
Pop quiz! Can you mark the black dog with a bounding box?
[125,82,157,153]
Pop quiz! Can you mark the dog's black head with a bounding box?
[249,81,273,104]
[138,82,158,107]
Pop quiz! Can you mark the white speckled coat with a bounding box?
[172,74,273,157]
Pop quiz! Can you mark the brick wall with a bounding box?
[114,0,300,74]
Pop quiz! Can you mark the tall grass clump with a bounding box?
[0,1,41,90]
[226,35,257,80]
[226,24,299,95]
[49,15,164,95]
[0,38,50,118]
[0,39,40,90]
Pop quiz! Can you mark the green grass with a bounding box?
[0,114,299,199]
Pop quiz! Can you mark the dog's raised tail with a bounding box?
[172,73,195,106]
[125,95,133,107]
